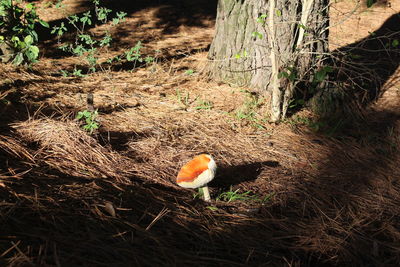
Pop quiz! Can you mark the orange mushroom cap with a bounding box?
[176,154,217,189]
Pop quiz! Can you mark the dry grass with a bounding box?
[1,91,400,266]
[1,0,400,266]
[12,118,133,182]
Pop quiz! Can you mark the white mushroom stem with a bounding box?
[201,186,211,201]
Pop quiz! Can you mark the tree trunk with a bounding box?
[208,0,329,121]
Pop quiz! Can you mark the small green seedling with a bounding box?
[235,50,248,59]
[193,187,205,199]
[176,89,190,108]
[51,1,129,75]
[260,192,275,203]
[251,31,263,39]
[195,99,213,110]
[217,187,254,202]
[217,186,274,203]
[206,206,218,211]
[392,39,399,48]
[185,69,195,75]
[256,14,267,25]
[231,90,266,129]
[76,109,99,134]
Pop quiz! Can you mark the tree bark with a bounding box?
[208,0,329,121]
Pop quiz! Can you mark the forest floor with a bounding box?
[1,0,400,266]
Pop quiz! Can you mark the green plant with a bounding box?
[107,40,155,69]
[193,187,204,199]
[286,115,325,132]
[288,99,305,109]
[256,14,267,24]
[232,90,266,129]
[311,65,333,92]
[59,67,86,77]
[251,13,267,40]
[234,50,247,59]
[52,0,128,75]
[195,99,213,110]
[125,41,142,63]
[366,0,381,8]
[185,69,194,75]
[217,186,254,202]
[392,39,399,48]
[72,67,86,77]
[217,187,274,203]
[260,192,275,203]
[251,31,263,39]
[0,0,49,65]
[76,109,99,134]
[176,89,190,108]
[278,66,297,82]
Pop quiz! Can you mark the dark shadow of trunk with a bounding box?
[311,12,400,129]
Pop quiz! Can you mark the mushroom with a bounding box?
[176,154,217,201]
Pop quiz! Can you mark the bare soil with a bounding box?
[1,0,400,266]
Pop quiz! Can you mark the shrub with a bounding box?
[0,0,48,65]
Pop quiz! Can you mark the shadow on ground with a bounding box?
[334,12,400,103]
[37,0,217,60]
[211,161,280,188]
[312,12,400,124]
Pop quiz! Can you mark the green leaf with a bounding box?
[83,110,91,117]
[69,14,79,23]
[39,20,49,28]
[185,69,194,75]
[288,71,296,81]
[144,56,154,63]
[24,35,33,45]
[12,53,24,65]
[275,9,282,17]
[349,53,361,59]
[298,23,307,30]
[392,39,399,48]
[0,6,6,17]
[60,70,69,77]
[99,34,112,47]
[278,71,289,79]
[72,45,85,56]
[26,45,39,61]
[31,31,38,42]
[11,36,20,43]
[256,14,267,24]
[25,3,33,10]
[80,11,92,25]
[315,70,326,82]
[251,31,263,39]
[117,11,127,19]
[76,111,84,120]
